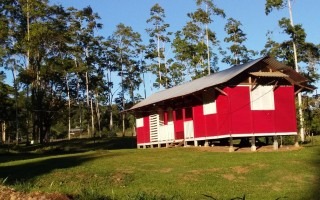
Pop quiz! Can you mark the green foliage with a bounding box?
[0,73,14,122]
[265,0,286,15]
[222,18,257,65]
[145,3,172,89]
[305,95,320,135]
[172,0,224,79]
[110,23,143,104]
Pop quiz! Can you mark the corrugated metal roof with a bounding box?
[263,57,308,84]
[250,71,289,77]
[129,56,265,111]
[128,56,312,111]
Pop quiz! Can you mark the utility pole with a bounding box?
[288,0,305,144]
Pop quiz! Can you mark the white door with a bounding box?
[184,120,194,139]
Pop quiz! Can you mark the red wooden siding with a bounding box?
[193,85,297,137]
[136,116,150,144]
[216,88,231,135]
[174,109,184,139]
[274,86,297,132]
[136,85,297,145]
[229,86,252,134]
[193,104,206,137]
[193,99,218,138]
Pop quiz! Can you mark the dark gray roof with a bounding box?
[129,56,310,111]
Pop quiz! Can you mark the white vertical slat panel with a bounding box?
[184,121,194,139]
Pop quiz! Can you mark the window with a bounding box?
[136,118,144,128]
[250,85,275,110]
[175,109,183,120]
[185,107,193,119]
[203,91,217,115]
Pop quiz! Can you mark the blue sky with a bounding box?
[32,1,320,95]
[51,0,320,52]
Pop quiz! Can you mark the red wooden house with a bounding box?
[129,56,312,151]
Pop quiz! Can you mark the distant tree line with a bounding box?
[0,0,319,144]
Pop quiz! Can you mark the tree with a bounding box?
[145,3,171,89]
[263,0,320,142]
[0,0,73,143]
[110,23,143,136]
[222,18,257,65]
[67,6,104,138]
[0,72,15,143]
[166,59,186,88]
[172,0,225,79]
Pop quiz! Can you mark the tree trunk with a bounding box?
[11,64,19,145]
[95,93,101,137]
[90,98,95,138]
[86,71,90,137]
[109,109,113,137]
[66,75,71,140]
[288,0,305,143]
[205,5,210,75]
[122,113,125,137]
[1,121,6,144]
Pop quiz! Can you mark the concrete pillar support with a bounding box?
[204,140,209,147]
[294,134,299,147]
[229,137,234,152]
[273,136,278,150]
[194,140,198,147]
[251,136,256,151]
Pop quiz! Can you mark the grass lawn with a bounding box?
[0,137,319,200]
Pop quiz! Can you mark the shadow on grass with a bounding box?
[0,137,136,164]
[28,136,135,151]
[0,153,98,185]
[0,150,127,188]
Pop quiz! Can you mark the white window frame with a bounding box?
[136,117,144,128]
[203,90,217,115]
[250,85,275,110]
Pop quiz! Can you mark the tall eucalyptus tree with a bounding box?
[172,0,225,79]
[0,0,74,143]
[222,18,257,65]
[264,0,320,142]
[110,23,143,136]
[145,3,171,89]
[67,6,103,137]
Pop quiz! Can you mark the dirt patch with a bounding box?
[110,171,133,186]
[158,168,173,173]
[251,163,269,169]
[222,174,236,181]
[232,166,249,174]
[180,173,199,182]
[0,185,70,200]
[206,168,220,173]
[281,174,307,184]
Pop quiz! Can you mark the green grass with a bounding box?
[0,136,319,200]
